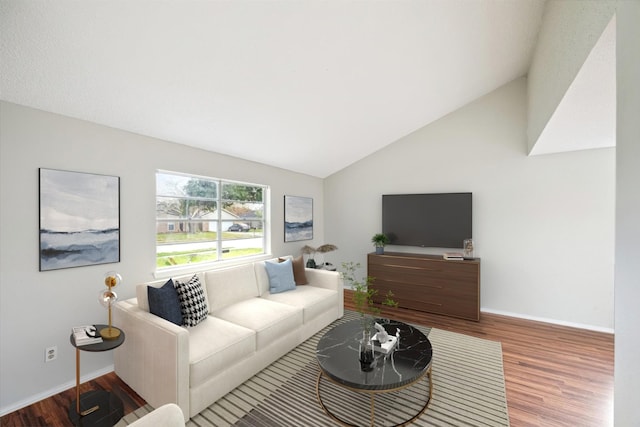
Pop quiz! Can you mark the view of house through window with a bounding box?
[156,171,267,268]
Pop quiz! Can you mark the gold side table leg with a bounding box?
[75,348,80,414]
[75,347,99,417]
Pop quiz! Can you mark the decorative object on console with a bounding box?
[315,243,338,268]
[98,271,122,340]
[301,245,317,268]
[463,239,474,258]
[300,244,338,269]
[371,233,390,255]
[39,168,120,271]
[284,195,313,242]
[443,252,464,260]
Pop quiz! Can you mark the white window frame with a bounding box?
[156,170,269,273]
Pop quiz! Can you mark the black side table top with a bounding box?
[316,318,432,391]
[70,324,125,352]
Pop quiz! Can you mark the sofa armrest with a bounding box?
[305,268,344,317]
[304,268,341,290]
[113,299,190,421]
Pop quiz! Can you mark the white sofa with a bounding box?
[113,256,343,421]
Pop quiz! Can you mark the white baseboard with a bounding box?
[481,308,614,334]
[0,365,114,417]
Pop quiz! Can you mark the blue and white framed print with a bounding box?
[39,168,120,271]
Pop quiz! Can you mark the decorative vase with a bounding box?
[359,329,375,372]
[375,246,384,255]
[463,239,474,258]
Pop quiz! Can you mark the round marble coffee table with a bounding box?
[315,318,433,426]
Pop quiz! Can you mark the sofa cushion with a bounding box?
[188,316,256,388]
[136,272,208,314]
[213,298,303,351]
[147,279,183,326]
[264,259,296,294]
[174,275,209,327]
[279,256,308,285]
[264,285,338,324]
[204,263,259,312]
[254,258,276,296]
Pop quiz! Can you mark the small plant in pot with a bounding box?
[341,261,398,371]
[371,233,390,255]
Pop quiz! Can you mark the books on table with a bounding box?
[443,252,464,260]
[72,325,103,346]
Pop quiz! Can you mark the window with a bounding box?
[156,171,267,269]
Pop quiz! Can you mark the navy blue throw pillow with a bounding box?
[148,279,183,326]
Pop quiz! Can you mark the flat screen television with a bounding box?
[382,193,472,248]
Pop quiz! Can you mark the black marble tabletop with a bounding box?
[316,318,432,391]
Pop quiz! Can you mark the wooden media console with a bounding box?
[368,252,480,321]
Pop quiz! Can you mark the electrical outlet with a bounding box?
[45,346,57,363]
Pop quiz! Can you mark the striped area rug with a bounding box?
[118,311,509,426]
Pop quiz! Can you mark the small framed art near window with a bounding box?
[284,195,313,242]
[39,168,120,271]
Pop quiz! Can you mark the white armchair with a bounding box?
[128,404,185,427]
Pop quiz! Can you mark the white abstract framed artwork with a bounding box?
[39,168,120,271]
[284,195,313,242]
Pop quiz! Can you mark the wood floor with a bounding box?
[0,373,145,427]
[344,291,614,427]
[2,291,614,427]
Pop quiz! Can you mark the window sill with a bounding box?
[153,253,274,280]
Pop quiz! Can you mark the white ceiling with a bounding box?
[0,0,548,178]
[530,14,616,156]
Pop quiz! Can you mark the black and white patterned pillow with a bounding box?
[174,275,208,327]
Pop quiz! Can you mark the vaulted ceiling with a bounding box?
[1,1,609,178]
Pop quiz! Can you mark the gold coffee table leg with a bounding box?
[370,394,375,426]
[316,366,433,427]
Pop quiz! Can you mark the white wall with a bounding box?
[527,0,616,152]
[0,101,325,414]
[614,2,640,424]
[325,77,615,330]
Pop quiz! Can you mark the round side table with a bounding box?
[68,324,125,427]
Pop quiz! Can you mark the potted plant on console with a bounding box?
[371,233,390,255]
[342,261,398,371]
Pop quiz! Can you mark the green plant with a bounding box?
[371,233,390,248]
[341,262,398,327]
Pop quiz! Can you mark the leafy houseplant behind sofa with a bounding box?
[113,256,343,421]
